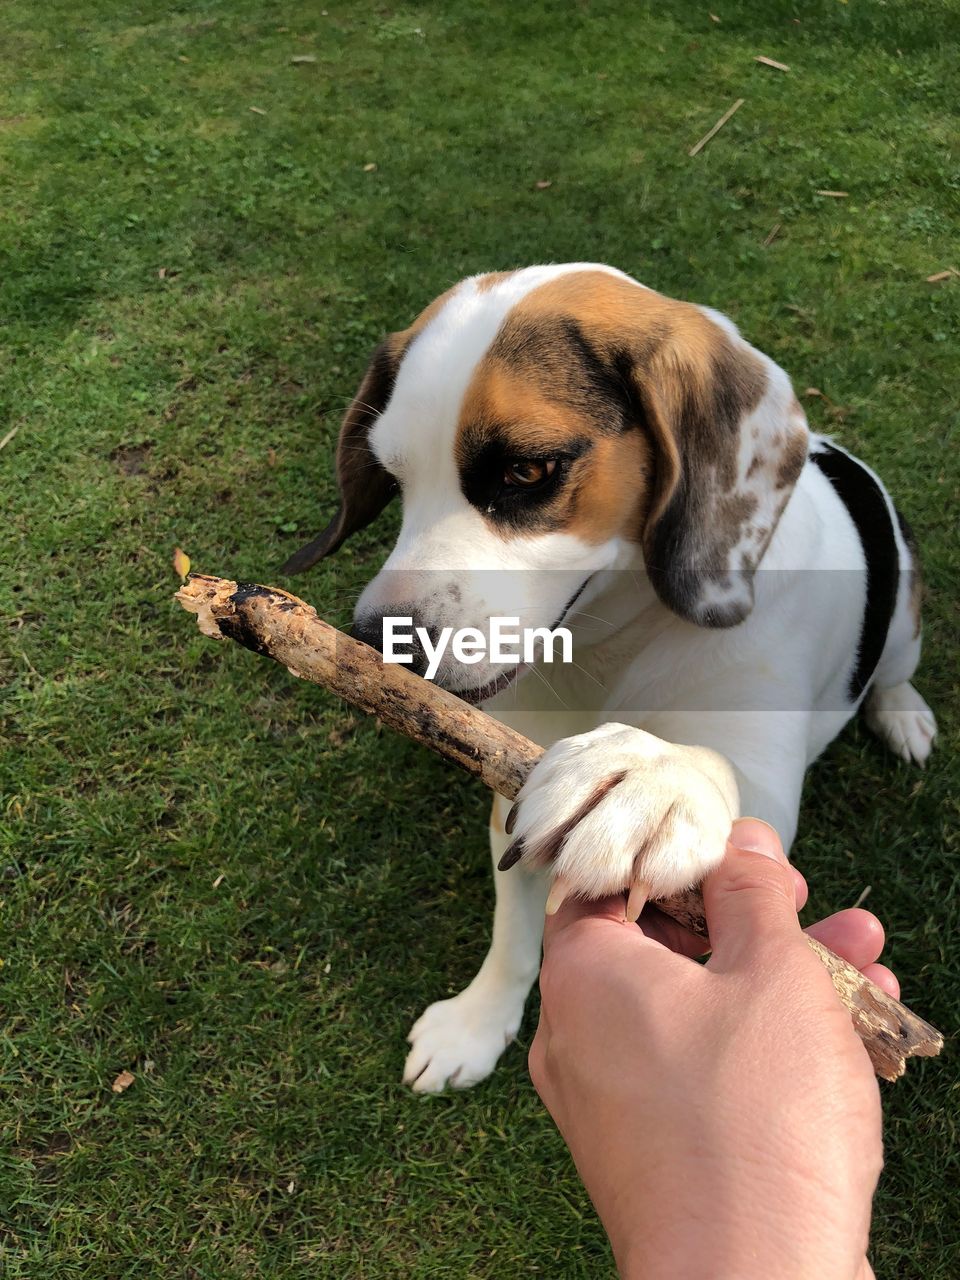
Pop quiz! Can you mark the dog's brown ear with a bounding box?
[281,341,400,574]
[632,314,809,627]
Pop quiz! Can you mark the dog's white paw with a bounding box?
[403,983,527,1093]
[501,723,739,908]
[865,681,937,766]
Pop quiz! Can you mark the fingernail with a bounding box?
[729,817,782,860]
[498,839,524,871]
[505,801,520,836]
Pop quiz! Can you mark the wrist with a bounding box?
[615,1224,857,1280]
[604,1173,868,1280]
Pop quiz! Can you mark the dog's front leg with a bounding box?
[403,795,549,1093]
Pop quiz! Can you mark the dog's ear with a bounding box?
[631,312,809,627]
[281,341,400,574]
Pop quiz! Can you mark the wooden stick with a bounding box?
[176,574,944,1081]
[688,98,745,157]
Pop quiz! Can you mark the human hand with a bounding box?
[529,818,891,1280]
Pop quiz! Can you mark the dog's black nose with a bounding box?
[349,607,434,678]
[349,614,384,654]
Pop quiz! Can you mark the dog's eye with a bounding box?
[503,458,557,488]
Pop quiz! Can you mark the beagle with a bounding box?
[284,264,937,1093]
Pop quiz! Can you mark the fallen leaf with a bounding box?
[363,162,377,172]
[266,447,277,466]
[158,267,166,279]
[178,55,190,63]
[291,54,317,64]
[535,179,552,190]
[802,386,849,420]
[112,1070,135,1094]
[249,106,267,116]
[755,55,790,71]
[815,189,849,198]
[173,546,191,580]
[710,12,721,21]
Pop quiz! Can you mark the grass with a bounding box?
[1,0,957,1275]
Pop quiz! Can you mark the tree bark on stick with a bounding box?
[175,573,944,1082]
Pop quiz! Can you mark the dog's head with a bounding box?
[284,265,809,698]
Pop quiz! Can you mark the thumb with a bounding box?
[704,818,802,969]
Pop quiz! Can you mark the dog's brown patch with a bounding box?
[457,270,768,550]
[459,362,590,454]
[474,270,517,293]
[568,431,655,544]
[775,403,810,489]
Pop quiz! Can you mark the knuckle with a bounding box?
[719,851,794,900]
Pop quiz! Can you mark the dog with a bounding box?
[283,263,937,1093]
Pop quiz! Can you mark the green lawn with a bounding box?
[1,1,958,1275]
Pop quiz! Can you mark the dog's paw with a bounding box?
[403,983,527,1093]
[501,723,738,910]
[865,681,937,766]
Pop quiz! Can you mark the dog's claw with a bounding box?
[504,800,520,836]
[625,881,651,923]
[544,876,572,916]
[498,838,524,871]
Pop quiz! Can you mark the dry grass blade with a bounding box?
[688,98,745,156]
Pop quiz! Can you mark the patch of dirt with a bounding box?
[110,441,154,475]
